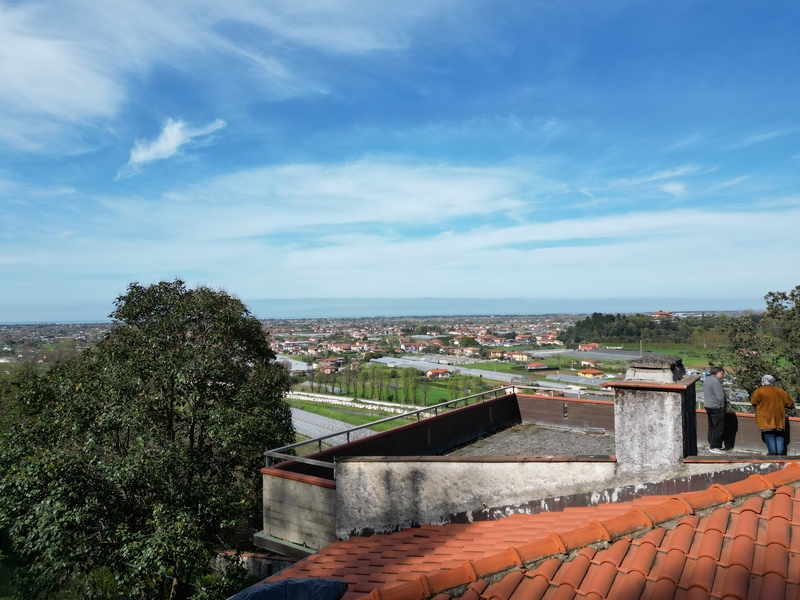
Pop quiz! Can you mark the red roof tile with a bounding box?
[266,464,800,600]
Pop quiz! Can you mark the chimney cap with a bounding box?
[627,353,682,369]
[625,353,686,383]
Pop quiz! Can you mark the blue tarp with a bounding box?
[227,578,348,600]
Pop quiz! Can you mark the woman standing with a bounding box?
[750,374,795,456]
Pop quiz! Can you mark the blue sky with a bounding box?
[2,1,799,322]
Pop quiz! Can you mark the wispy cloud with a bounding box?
[0,1,461,151]
[117,118,226,179]
[659,182,687,198]
[727,128,799,150]
[613,166,701,187]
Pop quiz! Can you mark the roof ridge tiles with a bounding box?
[709,482,735,501]
[589,520,612,542]
[670,495,696,515]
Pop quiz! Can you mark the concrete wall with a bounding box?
[518,394,615,432]
[614,386,688,477]
[520,393,800,455]
[262,472,336,551]
[335,457,616,538]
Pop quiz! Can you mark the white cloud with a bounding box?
[158,161,529,236]
[660,182,686,198]
[0,0,461,150]
[222,0,459,54]
[613,166,701,187]
[729,128,799,150]
[6,158,800,312]
[117,118,226,178]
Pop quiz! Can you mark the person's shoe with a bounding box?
[709,447,725,454]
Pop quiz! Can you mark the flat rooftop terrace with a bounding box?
[444,422,778,460]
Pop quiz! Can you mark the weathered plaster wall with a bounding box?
[335,458,616,538]
[614,388,686,476]
[262,474,336,550]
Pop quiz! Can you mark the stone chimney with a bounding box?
[604,354,700,477]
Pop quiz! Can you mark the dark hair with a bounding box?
[710,366,724,375]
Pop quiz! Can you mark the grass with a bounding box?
[638,343,712,368]
[288,399,418,431]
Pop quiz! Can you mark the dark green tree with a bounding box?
[0,280,294,599]
[711,285,800,398]
[457,336,479,348]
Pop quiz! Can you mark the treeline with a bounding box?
[558,312,737,346]
[299,364,492,405]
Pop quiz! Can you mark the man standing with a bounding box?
[750,374,795,456]
[704,366,727,453]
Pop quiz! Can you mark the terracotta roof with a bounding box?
[266,463,800,600]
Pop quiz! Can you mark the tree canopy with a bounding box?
[558,311,729,346]
[0,280,294,599]
[712,285,800,398]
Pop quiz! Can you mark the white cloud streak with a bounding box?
[117,118,226,178]
[0,0,459,150]
[8,160,799,307]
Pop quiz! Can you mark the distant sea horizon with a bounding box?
[1,296,764,324]
[248,296,763,320]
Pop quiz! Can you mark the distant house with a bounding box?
[426,368,451,379]
[525,362,549,371]
[580,359,602,368]
[578,368,604,378]
[651,310,673,321]
[400,342,423,353]
[317,357,343,374]
[578,343,599,351]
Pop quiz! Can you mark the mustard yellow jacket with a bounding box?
[750,385,794,430]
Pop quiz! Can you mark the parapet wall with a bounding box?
[260,471,336,555]
[335,456,616,538]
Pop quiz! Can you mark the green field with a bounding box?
[288,399,419,431]
[635,344,712,368]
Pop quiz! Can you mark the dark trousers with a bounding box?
[707,408,725,449]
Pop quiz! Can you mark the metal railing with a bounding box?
[264,386,513,469]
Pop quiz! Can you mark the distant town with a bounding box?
[0,309,743,372]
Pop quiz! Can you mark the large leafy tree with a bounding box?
[0,280,294,599]
[711,285,800,398]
